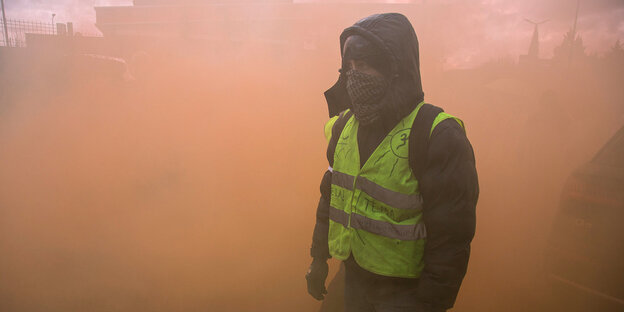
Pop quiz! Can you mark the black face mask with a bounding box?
[345,69,389,125]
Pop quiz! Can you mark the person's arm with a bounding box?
[310,169,332,260]
[306,169,332,300]
[311,112,344,259]
[415,119,479,310]
[306,112,347,300]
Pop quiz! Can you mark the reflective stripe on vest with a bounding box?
[327,102,463,278]
[332,171,423,211]
[329,205,427,241]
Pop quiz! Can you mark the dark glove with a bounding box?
[305,258,329,300]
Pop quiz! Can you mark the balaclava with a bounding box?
[342,35,391,125]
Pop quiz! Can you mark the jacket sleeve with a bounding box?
[415,119,479,310]
[310,113,345,260]
[310,169,332,260]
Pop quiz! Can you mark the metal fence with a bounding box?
[1,18,56,47]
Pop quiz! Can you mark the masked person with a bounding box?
[306,13,479,312]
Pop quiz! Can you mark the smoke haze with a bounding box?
[4,0,624,67]
[1,1,623,311]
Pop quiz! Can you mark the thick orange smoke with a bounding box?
[1,3,623,312]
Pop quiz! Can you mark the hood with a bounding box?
[324,13,425,120]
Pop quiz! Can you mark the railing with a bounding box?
[1,18,56,47]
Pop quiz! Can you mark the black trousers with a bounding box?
[343,257,444,312]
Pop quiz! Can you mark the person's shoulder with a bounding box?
[324,109,352,142]
[429,117,473,157]
[434,116,464,132]
[432,117,466,139]
[432,109,464,130]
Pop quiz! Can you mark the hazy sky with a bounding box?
[3,0,624,68]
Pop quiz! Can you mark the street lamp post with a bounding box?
[568,0,581,68]
[1,0,9,47]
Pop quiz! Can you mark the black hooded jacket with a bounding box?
[310,13,479,310]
